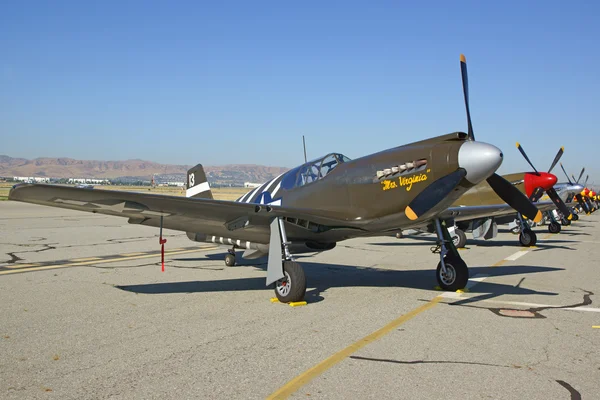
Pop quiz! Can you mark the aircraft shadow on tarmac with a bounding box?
[369,236,577,251]
[117,261,561,303]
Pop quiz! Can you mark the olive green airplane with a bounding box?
[9,55,546,303]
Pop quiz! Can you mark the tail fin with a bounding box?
[186,164,213,199]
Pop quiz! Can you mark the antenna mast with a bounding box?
[302,135,307,163]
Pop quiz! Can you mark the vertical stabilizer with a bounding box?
[186,164,213,199]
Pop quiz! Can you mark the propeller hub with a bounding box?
[524,172,557,198]
[458,141,503,184]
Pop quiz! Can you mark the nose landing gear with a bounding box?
[517,213,537,247]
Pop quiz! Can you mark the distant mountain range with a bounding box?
[0,155,288,185]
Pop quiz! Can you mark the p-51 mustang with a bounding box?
[9,55,543,303]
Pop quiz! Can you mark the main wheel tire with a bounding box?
[452,229,467,249]
[224,253,236,267]
[274,260,307,303]
[572,213,579,221]
[549,222,561,234]
[561,218,571,226]
[519,229,537,247]
[436,255,469,292]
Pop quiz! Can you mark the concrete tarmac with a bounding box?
[0,201,599,399]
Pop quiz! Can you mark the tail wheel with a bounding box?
[572,213,579,221]
[274,261,306,303]
[519,229,537,247]
[436,255,469,291]
[224,253,236,266]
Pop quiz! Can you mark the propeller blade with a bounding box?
[459,54,474,141]
[546,187,572,220]
[560,163,573,184]
[515,142,539,174]
[576,194,589,213]
[547,147,564,173]
[572,174,577,183]
[529,187,545,202]
[486,173,542,222]
[584,175,589,187]
[576,168,585,184]
[405,169,467,220]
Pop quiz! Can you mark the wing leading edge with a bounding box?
[440,201,564,222]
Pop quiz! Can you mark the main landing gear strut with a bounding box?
[266,218,307,303]
[517,213,537,247]
[432,219,469,291]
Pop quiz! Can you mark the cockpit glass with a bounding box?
[280,153,351,190]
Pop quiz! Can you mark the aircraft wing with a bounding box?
[440,201,560,222]
[8,184,351,244]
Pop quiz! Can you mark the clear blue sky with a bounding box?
[1,0,598,182]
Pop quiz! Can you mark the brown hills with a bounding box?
[0,155,288,184]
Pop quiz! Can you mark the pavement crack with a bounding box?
[349,356,514,369]
[5,252,24,264]
[2,242,57,259]
[555,380,581,400]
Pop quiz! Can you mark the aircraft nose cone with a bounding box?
[458,141,503,184]
[524,172,558,198]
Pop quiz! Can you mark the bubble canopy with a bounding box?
[280,153,351,190]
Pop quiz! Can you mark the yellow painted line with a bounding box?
[70,257,103,262]
[3,263,41,269]
[120,252,148,257]
[593,326,600,329]
[269,243,539,398]
[0,247,219,276]
[267,297,441,399]
[492,259,507,267]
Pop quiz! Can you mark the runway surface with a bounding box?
[1,201,599,399]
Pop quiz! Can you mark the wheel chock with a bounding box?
[434,286,442,291]
[456,288,469,293]
[270,298,308,307]
[289,301,307,307]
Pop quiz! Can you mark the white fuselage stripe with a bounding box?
[271,181,283,198]
[263,173,284,193]
[244,186,263,203]
[239,189,253,203]
[186,182,211,197]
